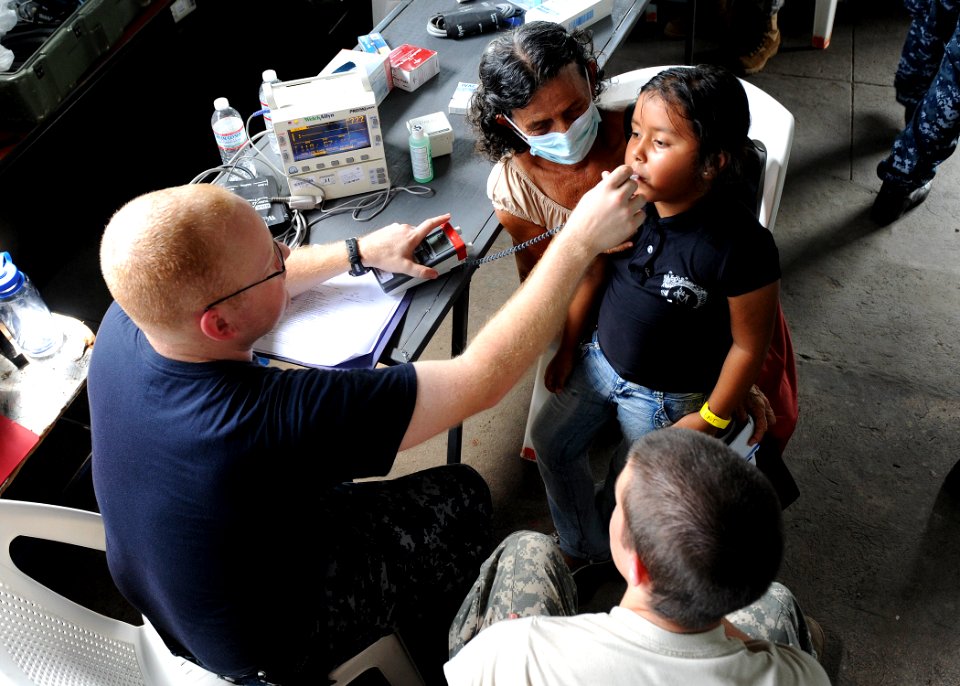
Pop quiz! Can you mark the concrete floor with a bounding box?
[390,1,960,684]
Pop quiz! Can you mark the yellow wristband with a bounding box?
[699,401,731,430]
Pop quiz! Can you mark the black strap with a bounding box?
[345,237,369,276]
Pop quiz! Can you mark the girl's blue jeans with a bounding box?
[531,332,703,561]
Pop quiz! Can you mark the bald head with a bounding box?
[101,184,250,330]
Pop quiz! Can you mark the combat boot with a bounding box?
[738,12,781,75]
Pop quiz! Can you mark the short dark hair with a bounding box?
[619,429,783,629]
[470,21,605,161]
[638,64,752,186]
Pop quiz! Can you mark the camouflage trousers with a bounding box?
[312,464,492,676]
[878,0,960,188]
[449,530,818,660]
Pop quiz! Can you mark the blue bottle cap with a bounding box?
[0,252,25,297]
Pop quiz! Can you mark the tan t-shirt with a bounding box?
[486,155,571,232]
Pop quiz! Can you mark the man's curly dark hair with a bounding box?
[470,21,605,162]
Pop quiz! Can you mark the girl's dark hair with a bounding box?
[639,65,752,187]
[470,21,605,161]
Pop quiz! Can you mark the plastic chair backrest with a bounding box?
[0,499,228,686]
[599,66,795,232]
[0,499,422,686]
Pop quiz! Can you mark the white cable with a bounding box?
[308,184,435,226]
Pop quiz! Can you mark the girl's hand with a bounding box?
[671,411,718,436]
[736,384,775,445]
[544,346,577,393]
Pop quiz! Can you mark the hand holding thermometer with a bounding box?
[379,173,644,294]
[373,222,469,295]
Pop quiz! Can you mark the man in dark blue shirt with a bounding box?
[89,173,645,684]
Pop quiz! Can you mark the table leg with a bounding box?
[446,285,469,464]
[685,0,697,64]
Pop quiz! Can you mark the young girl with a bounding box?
[532,64,782,568]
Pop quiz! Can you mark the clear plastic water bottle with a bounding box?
[259,69,281,155]
[0,252,63,358]
[211,97,256,180]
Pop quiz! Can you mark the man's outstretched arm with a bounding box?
[401,166,645,450]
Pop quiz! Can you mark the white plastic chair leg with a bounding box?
[520,341,559,461]
[813,0,839,49]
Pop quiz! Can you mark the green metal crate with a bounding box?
[0,0,153,126]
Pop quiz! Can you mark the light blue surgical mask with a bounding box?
[506,100,602,165]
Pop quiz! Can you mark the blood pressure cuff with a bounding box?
[428,2,522,39]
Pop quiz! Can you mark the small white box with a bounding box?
[406,112,454,157]
[448,81,478,116]
[388,44,440,92]
[319,49,393,105]
[523,0,613,32]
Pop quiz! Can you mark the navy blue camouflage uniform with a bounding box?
[877,0,960,190]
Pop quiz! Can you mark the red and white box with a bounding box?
[388,44,439,92]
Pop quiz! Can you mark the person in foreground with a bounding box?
[89,175,644,684]
[444,429,830,686]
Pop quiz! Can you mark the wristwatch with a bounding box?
[345,237,369,276]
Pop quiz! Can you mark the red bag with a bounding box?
[756,301,799,455]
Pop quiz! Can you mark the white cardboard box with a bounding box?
[406,111,454,157]
[523,0,613,32]
[448,81,478,116]
[319,49,393,105]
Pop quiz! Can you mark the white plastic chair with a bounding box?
[684,0,839,53]
[0,499,424,686]
[0,499,228,686]
[519,66,795,460]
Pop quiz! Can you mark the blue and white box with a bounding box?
[320,49,394,105]
[448,81,478,116]
[522,0,613,32]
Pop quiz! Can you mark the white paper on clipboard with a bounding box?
[254,271,408,368]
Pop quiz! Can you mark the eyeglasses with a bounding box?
[203,241,286,312]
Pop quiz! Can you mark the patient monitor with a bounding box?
[264,73,391,201]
